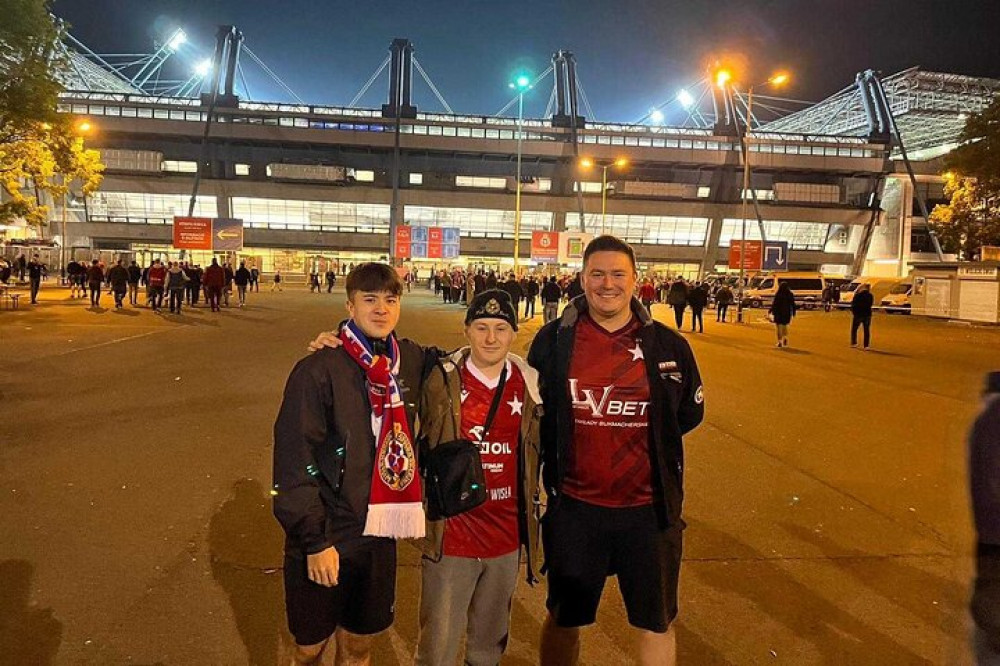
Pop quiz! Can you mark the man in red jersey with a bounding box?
[413,288,542,665]
[528,235,704,666]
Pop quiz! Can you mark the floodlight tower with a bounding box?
[130,28,187,91]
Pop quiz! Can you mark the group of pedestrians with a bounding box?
[279,235,704,665]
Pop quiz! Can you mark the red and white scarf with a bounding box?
[340,320,425,539]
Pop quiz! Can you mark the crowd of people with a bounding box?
[60,257,259,312]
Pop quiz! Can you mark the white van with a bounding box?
[742,272,826,308]
[838,277,899,307]
[880,280,912,314]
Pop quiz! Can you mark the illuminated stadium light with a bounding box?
[194,59,212,77]
[168,30,187,51]
[649,109,665,124]
[676,89,694,109]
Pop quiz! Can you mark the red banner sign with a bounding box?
[172,217,213,250]
[531,231,559,262]
[728,240,763,270]
[427,227,443,259]
[394,226,412,259]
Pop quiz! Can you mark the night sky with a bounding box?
[54,0,1000,123]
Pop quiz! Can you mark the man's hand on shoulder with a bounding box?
[307,331,341,353]
[307,545,340,586]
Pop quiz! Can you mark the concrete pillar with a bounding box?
[699,209,726,277]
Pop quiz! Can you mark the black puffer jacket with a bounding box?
[527,297,704,529]
[273,340,437,556]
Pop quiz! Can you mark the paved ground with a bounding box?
[1,281,996,665]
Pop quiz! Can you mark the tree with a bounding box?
[0,0,103,227]
[929,95,1000,259]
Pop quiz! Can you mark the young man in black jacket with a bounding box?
[273,263,437,665]
[528,235,704,666]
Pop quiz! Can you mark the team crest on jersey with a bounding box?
[378,422,416,491]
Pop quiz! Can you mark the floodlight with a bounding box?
[194,60,212,77]
[676,89,695,109]
[715,69,732,89]
[168,30,187,51]
[614,158,629,168]
[650,109,665,124]
[579,157,594,169]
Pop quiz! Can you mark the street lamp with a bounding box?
[726,70,789,323]
[579,157,628,235]
[510,73,531,271]
[60,119,95,280]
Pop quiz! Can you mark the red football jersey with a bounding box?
[564,314,654,507]
[442,359,525,558]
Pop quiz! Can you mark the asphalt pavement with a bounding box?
[1,281,996,665]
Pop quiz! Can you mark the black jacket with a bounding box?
[769,289,797,325]
[501,279,523,303]
[541,281,562,303]
[527,297,704,529]
[687,286,708,309]
[852,290,874,317]
[234,267,251,286]
[273,340,437,556]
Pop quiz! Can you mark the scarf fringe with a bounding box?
[364,502,426,539]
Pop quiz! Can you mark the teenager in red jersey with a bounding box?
[413,288,542,665]
[528,235,704,666]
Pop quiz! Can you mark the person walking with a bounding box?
[310,271,321,293]
[147,259,166,311]
[413,289,543,666]
[688,282,708,333]
[27,254,44,304]
[528,235,704,666]
[524,276,539,319]
[970,371,1000,664]
[715,284,734,322]
[234,261,251,307]
[325,269,336,293]
[164,261,189,314]
[541,276,561,324]
[441,271,453,303]
[639,277,656,313]
[107,259,129,310]
[501,273,522,314]
[250,265,260,292]
[203,258,225,312]
[86,259,104,308]
[126,260,142,306]
[223,262,235,307]
[851,283,874,350]
[769,282,796,348]
[666,278,689,329]
[271,270,283,292]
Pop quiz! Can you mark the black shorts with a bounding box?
[542,494,683,633]
[283,537,396,645]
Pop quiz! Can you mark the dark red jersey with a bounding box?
[564,314,653,507]
[442,360,525,558]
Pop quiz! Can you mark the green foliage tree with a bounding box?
[930,95,1000,259]
[0,0,103,227]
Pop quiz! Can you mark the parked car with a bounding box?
[880,280,912,314]
[741,272,827,309]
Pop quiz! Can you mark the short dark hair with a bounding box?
[583,235,637,271]
[346,262,403,299]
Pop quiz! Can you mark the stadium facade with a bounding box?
[6,33,1000,279]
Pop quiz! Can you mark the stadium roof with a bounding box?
[762,68,1000,158]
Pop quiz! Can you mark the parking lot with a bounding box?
[1,284,996,664]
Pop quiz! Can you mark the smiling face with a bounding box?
[346,291,401,339]
[583,250,637,322]
[465,318,516,369]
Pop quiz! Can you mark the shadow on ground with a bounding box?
[0,559,62,665]
[209,478,287,666]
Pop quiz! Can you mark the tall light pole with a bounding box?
[579,157,628,235]
[510,74,531,272]
[722,70,788,323]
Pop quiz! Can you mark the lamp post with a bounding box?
[579,157,628,235]
[510,74,531,272]
[723,71,788,323]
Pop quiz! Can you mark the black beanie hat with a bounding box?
[985,371,1000,394]
[465,289,518,331]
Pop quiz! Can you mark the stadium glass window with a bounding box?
[456,176,506,189]
[404,205,552,239]
[718,219,829,251]
[230,197,390,234]
[579,214,709,246]
[162,160,198,173]
[409,173,423,185]
[234,164,251,176]
[574,181,603,194]
[89,192,217,223]
[354,170,375,182]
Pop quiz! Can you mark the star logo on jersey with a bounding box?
[629,342,644,362]
[507,394,523,415]
[461,389,469,403]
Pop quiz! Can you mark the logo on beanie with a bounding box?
[485,298,501,315]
